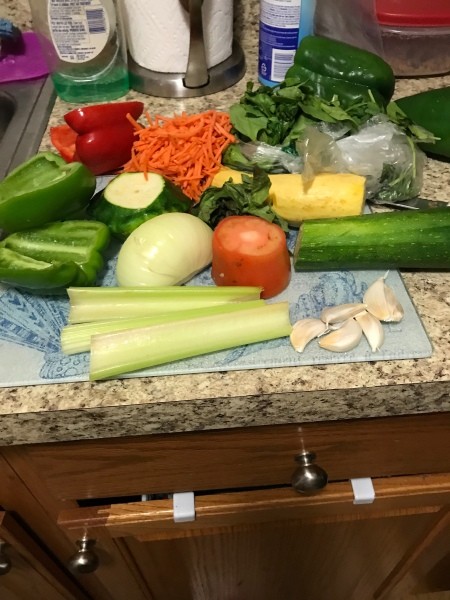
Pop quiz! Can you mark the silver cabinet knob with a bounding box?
[0,540,11,576]
[68,537,99,574]
[291,451,328,494]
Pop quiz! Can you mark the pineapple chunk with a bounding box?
[212,168,366,226]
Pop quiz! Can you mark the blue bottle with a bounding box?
[258,0,316,87]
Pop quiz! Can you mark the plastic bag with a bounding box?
[314,0,385,57]
[222,141,303,174]
[299,116,426,201]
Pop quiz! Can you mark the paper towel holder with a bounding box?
[127,40,246,98]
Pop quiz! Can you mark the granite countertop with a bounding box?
[1,1,449,446]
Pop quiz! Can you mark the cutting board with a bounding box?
[0,230,432,387]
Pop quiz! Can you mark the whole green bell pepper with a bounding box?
[285,36,395,109]
[396,87,450,159]
[0,220,110,292]
[0,152,96,233]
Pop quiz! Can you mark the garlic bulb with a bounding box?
[290,318,327,353]
[355,310,385,352]
[363,274,404,322]
[318,318,362,353]
[320,303,367,326]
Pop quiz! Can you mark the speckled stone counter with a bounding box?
[1,0,449,446]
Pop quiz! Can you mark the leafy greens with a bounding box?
[229,79,437,149]
[225,78,438,202]
[193,167,288,232]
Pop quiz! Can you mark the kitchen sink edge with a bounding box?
[0,76,56,181]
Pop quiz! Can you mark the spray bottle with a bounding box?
[258,0,316,87]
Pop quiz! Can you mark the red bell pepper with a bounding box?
[75,123,137,176]
[64,101,144,134]
[50,125,78,162]
[50,101,145,176]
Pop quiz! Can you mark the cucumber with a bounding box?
[293,208,450,270]
[89,172,192,239]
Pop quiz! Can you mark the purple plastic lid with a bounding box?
[0,32,49,83]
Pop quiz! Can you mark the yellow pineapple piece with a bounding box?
[212,168,366,226]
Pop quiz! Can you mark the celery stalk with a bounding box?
[61,300,265,355]
[68,286,263,323]
[89,302,292,381]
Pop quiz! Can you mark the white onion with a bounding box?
[116,213,213,287]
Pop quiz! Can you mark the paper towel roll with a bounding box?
[122,0,234,73]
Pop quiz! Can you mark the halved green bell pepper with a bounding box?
[285,36,395,109]
[0,220,110,292]
[0,248,79,291]
[0,152,96,233]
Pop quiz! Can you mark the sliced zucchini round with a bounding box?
[89,172,192,239]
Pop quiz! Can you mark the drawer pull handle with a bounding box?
[351,477,376,505]
[173,491,196,523]
[291,451,328,494]
[0,540,11,576]
[68,536,99,574]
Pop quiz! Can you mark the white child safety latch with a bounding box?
[350,477,376,505]
[173,491,196,522]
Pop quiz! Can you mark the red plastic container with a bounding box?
[376,0,450,76]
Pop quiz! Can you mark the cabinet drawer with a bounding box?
[56,476,450,600]
[15,412,450,502]
[58,473,450,542]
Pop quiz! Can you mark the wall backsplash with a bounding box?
[2,0,259,45]
[2,0,33,30]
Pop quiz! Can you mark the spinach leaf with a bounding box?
[386,102,439,144]
[377,138,423,201]
[229,79,435,151]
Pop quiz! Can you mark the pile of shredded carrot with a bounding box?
[123,110,235,202]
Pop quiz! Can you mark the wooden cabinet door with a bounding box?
[375,507,450,599]
[0,511,86,600]
[4,417,450,600]
[57,474,450,600]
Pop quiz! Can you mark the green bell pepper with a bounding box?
[285,36,395,109]
[0,152,96,233]
[0,220,110,292]
[396,87,450,159]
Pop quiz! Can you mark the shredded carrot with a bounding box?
[123,110,235,202]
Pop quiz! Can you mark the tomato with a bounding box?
[64,101,144,134]
[211,215,291,299]
[75,123,136,176]
[49,125,78,163]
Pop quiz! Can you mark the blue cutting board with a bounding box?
[0,229,432,387]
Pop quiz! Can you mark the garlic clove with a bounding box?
[383,284,404,322]
[318,318,362,353]
[290,318,328,353]
[363,274,404,322]
[355,310,385,352]
[320,303,367,326]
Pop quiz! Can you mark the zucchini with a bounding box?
[89,172,192,239]
[396,88,450,159]
[293,208,450,270]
